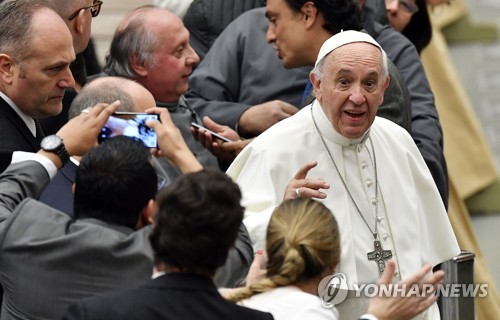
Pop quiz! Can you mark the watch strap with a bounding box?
[55,141,70,166]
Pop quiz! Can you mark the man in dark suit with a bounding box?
[0,98,208,319]
[39,0,104,135]
[63,170,273,320]
[0,0,75,172]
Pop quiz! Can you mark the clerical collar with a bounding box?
[311,100,369,147]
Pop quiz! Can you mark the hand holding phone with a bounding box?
[191,122,233,143]
[99,112,159,148]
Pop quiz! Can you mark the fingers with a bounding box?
[202,116,223,131]
[419,290,438,313]
[377,260,396,285]
[400,264,433,285]
[279,102,299,115]
[294,183,329,199]
[293,161,319,180]
[284,162,330,201]
[93,100,121,126]
[246,250,267,287]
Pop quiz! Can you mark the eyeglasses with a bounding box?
[386,0,419,14]
[68,0,103,21]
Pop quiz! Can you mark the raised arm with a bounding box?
[0,101,120,225]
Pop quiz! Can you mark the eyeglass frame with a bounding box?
[68,0,103,21]
[386,0,419,14]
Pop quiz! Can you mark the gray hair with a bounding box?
[68,78,134,119]
[104,7,159,78]
[0,0,57,63]
[312,44,389,83]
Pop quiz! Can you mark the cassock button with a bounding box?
[377,216,384,222]
[382,233,389,241]
[371,198,377,205]
[366,179,373,187]
[361,161,368,169]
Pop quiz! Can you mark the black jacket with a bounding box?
[63,273,274,320]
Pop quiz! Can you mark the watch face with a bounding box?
[42,135,61,150]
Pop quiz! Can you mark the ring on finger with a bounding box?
[295,188,301,198]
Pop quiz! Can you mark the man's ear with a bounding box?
[0,54,16,84]
[301,1,318,28]
[73,9,87,35]
[309,70,322,103]
[384,75,391,91]
[379,75,390,105]
[136,199,155,230]
[130,55,148,77]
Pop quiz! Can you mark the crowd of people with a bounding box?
[0,0,497,319]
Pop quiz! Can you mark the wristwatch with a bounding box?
[40,135,70,166]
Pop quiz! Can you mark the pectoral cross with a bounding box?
[367,239,392,275]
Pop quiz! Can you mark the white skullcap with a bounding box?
[315,30,382,67]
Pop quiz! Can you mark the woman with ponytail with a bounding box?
[224,198,445,320]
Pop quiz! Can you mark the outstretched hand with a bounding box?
[58,101,121,156]
[367,261,444,320]
[237,100,298,137]
[145,107,202,174]
[283,161,330,200]
[245,250,267,287]
[191,116,246,161]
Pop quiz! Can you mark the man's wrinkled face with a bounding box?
[312,42,388,139]
[7,10,75,118]
[139,15,199,103]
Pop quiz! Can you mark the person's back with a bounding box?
[186,7,312,134]
[63,170,273,320]
[183,0,266,60]
[0,137,157,320]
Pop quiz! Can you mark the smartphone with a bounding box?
[191,122,233,143]
[99,112,159,148]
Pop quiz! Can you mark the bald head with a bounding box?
[69,77,155,119]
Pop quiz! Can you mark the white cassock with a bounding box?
[227,101,460,320]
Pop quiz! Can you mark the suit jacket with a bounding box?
[39,160,78,216]
[36,158,253,288]
[0,97,41,172]
[63,273,274,320]
[0,161,154,320]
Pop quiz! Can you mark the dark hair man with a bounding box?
[63,170,273,320]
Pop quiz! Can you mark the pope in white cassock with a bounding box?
[226,30,460,320]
